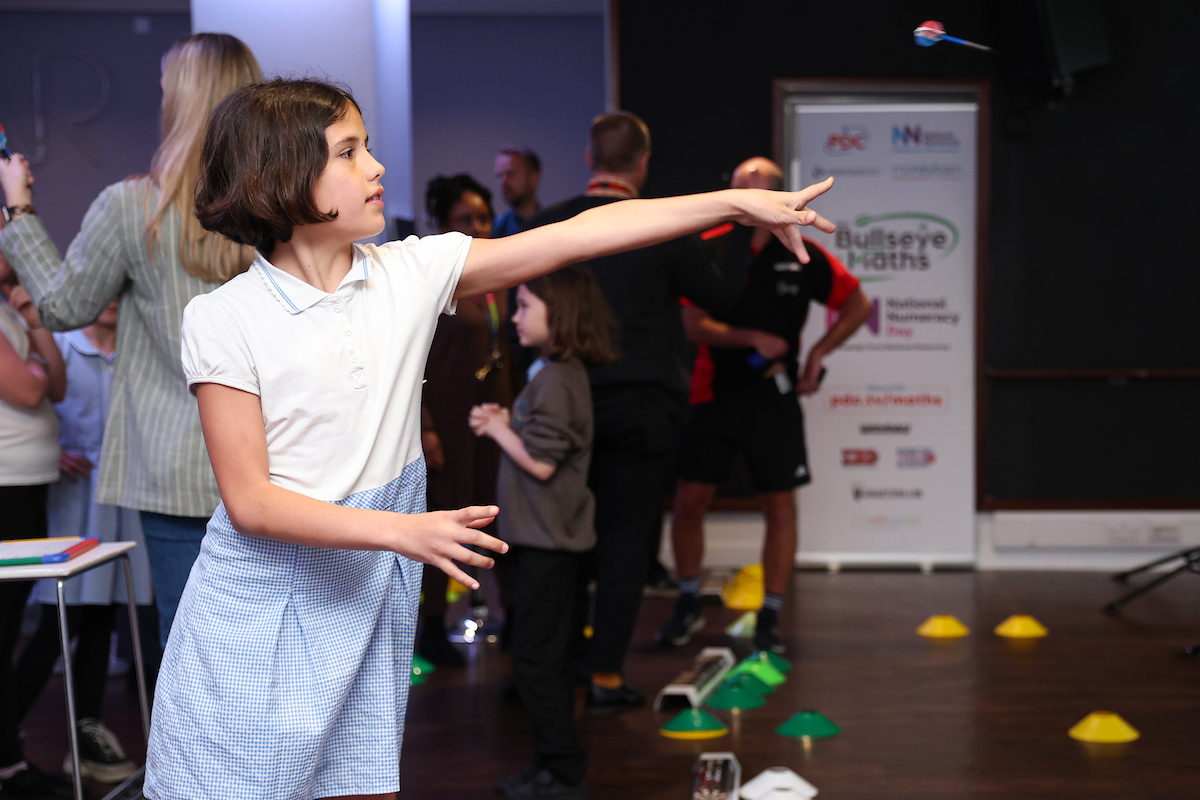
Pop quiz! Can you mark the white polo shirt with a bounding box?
[181,234,470,502]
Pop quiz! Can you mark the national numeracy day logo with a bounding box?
[833,213,958,280]
[892,124,961,153]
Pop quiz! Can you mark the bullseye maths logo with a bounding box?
[833,212,958,280]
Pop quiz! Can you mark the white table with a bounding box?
[0,542,151,800]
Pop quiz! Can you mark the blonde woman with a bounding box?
[0,33,261,650]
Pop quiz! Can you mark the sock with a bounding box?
[761,593,783,614]
[592,671,622,689]
[677,575,701,598]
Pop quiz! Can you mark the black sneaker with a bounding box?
[64,717,137,784]
[0,761,73,799]
[495,760,540,795]
[503,767,588,799]
[586,683,645,715]
[657,595,705,647]
[754,608,786,654]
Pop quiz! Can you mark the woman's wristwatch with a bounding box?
[2,204,35,222]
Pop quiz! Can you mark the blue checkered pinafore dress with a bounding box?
[143,459,426,800]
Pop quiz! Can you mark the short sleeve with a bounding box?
[806,238,859,310]
[520,372,583,467]
[379,232,471,316]
[180,293,259,397]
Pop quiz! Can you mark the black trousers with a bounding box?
[15,603,118,723]
[586,386,682,675]
[511,546,587,786]
[0,484,49,767]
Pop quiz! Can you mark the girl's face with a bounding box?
[513,284,551,351]
[441,191,493,239]
[311,105,386,243]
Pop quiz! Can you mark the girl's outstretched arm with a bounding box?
[455,178,835,298]
[196,382,507,589]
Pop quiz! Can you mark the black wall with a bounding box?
[618,1,1200,505]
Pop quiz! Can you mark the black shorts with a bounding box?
[677,382,810,493]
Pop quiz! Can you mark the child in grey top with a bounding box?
[470,266,617,799]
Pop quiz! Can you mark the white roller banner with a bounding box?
[792,101,977,567]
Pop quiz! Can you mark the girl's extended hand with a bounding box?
[729,178,836,263]
[393,505,507,589]
[0,153,35,208]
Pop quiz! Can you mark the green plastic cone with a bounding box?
[729,656,786,686]
[776,710,840,738]
[411,654,437,677]
[723,672,774,696]
[750,649,793,673]
[410,669,428,686]
[706,682,766,710]
[659,708,728,740]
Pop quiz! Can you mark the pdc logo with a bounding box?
[842,448,878,467]
[824,126,868,156]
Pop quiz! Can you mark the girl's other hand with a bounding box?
[468,402,505,437]
[393,505,507,589]
[0,153,35,208]
[59,451,93,483]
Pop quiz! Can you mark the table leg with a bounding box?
[56,579,84,800]
[121,555,151,742]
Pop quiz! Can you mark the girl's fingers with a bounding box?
[437,559,481,590]
[467,530,509,555]
[455,505,499,527]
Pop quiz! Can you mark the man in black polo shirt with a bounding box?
[524,113,757,712]
[659,157,871,654]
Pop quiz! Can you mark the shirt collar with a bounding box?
[63,329,113,361]
[526,357,547,383]
[253,245,372,315]
[585,176,638,199]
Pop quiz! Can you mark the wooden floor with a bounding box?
[22,569,1200,799]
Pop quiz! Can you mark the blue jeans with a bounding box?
[139,512,208,650]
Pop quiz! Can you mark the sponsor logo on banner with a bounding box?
[860,423,911,435]
[824,126,869,155]
[828,296,881,335]
[892,124,961,153]
[892,163,963,181]
[852,484,923,501]
[842,448,878,467]
[897,448,936,468]
[811,164,882,180]
[854,514,922,530]
[826,384,950,415]
[833,213,958,278]
[829,295,960,341]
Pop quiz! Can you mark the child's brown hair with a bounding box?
[195,78,360,255]
[524,266,618,367]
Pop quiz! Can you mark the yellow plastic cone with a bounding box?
[1068,711,1140,743]
[721,564,765,610]
[917,615,969,638]
[994,615,1048,638]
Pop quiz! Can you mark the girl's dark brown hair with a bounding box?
[195,78,360,254]
[524,266,619,367]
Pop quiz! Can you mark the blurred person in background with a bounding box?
[0,33,262,651]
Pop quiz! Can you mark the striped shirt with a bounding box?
[0,179,234,517]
